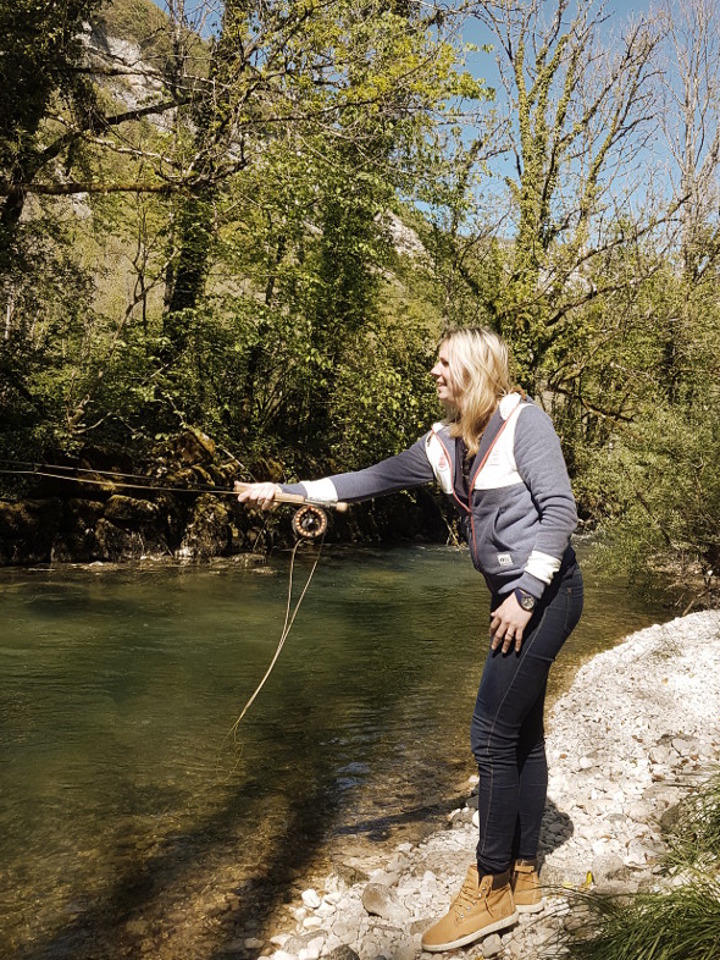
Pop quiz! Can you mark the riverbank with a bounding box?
[258,610,720,960]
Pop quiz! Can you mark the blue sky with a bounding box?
[462,0,657,92]
[152,1,656,36]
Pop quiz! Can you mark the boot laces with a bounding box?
[453,874,486,917]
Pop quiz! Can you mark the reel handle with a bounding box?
[233,482,349,513]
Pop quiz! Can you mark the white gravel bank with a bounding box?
[265,611,720,960]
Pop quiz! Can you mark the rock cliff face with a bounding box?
[81,0,181,131]
[83,27,172,128]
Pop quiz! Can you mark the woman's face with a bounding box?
[431,340,462,410]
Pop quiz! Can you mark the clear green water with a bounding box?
[0,543,668,959]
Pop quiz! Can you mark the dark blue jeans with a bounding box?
[470,563,584,875]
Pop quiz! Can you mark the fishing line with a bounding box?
[0,461,348,512]
[0,464,242,498]
[227,529,326,740]
[2,456,338,735]
[0,458,179,483]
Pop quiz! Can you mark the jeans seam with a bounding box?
[478,614,547,866]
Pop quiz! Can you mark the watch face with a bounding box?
[520,593,535,610]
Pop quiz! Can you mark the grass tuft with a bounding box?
[663,770,720,872]
[560,880,720,960]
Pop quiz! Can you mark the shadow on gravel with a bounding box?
[539,797,575,863]
[331,794,471,843]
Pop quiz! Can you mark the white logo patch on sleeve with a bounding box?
[497,553,513,566]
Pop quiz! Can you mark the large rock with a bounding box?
[0,498,62,564]
[104,495,160,526]
[50,499,106,562]
[91,518,145,561]
[104,495,170,557]
[177,494,232,560]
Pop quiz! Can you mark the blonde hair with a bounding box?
[443,327,514,454]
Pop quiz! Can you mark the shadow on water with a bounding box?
[13,739,471,960]
[15,776,336,960]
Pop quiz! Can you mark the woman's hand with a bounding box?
[234,481,282,511]
[489,593,534,654]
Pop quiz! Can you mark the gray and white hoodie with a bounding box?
[282,394,577,600]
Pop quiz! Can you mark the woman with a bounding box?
[237,327,583,951]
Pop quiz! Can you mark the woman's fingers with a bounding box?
[234,481,281,510]
[490,594,533,653]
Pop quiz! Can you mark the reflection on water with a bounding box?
[0,543,668,959]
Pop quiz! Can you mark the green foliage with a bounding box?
[664,771,720,872]
[0,207,98,457]
[0,0,102,171]
[94,0,169,51]
[0,0,473,488]
[561,880,720,960]
[3,0,720,579]
[329,311,439,469]
[560,773,720,960]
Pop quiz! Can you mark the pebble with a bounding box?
[481,934,503,957]
[361,883,409,924]
[260,611,720,960]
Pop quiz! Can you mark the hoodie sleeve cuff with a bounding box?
[515,571,548,600]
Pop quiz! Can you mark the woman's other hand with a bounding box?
[234,481,282,511]
[490,593,534,654]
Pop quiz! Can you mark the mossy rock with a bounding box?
[0,498,62,565]
[51,499,107,562]
[104,495,161,526]
[91,518,146,562]
[177,494,232,560]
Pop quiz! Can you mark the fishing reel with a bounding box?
[291,504,328,540]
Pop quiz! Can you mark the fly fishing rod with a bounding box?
[232,481,348,540]
[0,460,349,541]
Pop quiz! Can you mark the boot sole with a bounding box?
[421,909,519,952]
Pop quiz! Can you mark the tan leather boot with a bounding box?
[421,864,518,952]
[511,859,543,913]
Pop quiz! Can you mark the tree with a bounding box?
[161,1,473,347]
[435,0,662,390]
[654,0,720,402]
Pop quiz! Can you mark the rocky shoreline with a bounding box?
[254,610,720,960]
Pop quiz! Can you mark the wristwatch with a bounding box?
[514,588,537,611]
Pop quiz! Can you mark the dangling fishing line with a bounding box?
[227,528,326,740]
[1,457,343,737]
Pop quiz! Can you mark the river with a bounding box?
[0,543,668,960]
